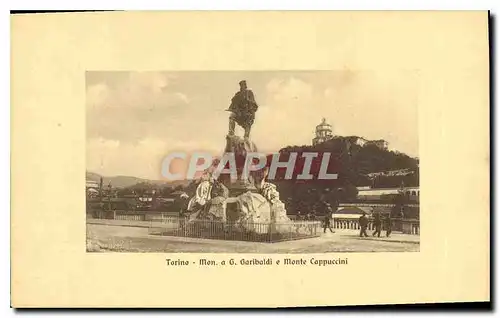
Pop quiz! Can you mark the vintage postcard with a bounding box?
[11,11,490,308]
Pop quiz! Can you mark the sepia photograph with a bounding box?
[86,70,420,253]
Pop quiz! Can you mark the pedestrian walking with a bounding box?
[323,204,335,234]
[385,214,393,237]
[372,212,382,237]
[359,212,369,237]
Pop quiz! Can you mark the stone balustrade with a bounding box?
[333,217,419,235]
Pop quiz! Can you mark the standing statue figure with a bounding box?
[226,80,259,139]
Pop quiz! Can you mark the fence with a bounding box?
[333,217,420,235]
[148,217,322,243]
[87,209,419,236]
[87,209,179,222]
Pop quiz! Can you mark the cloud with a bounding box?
[86,72,192,143]
[86,134,224,179]
[264,77,314,105]
[173,92,190,104]
[253,77,320,150]
[128,72,170,94]
[87,136,198,179]
[86,73,187,111]
[86,83,109,109]
[323,87,335,99]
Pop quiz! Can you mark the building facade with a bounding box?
[86,179,100,198]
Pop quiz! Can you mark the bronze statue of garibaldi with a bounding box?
[226,80,259,139]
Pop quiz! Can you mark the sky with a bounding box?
[86,71,419,179]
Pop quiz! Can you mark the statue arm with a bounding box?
[228,98,235,111]
[247,90,257,103]
[228,93,240,112]
[247,90,258,110]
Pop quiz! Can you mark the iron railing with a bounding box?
[148,217,322,242]
[87,210,419,236]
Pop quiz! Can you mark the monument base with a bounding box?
[226,179,258,197]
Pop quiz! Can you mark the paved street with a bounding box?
[87,221,419,253]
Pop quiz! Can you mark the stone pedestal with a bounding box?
[227,179,258,197]
[217,134,291,231]
[221,135,259,196]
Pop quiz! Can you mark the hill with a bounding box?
[272,136,419,203]
[279,136,418,186]
[85,171,190,189]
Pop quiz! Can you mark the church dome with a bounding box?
[312,118,334,145]
[316,118,332,131]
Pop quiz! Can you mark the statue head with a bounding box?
[239,80,247,90]
[200,169,215,182]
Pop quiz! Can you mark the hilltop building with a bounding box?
[351,137,388,150]
[311,118,388,150]
[366,139,389,150]
[312,118,334,145]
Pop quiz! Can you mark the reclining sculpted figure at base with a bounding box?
[186,173,229,222]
